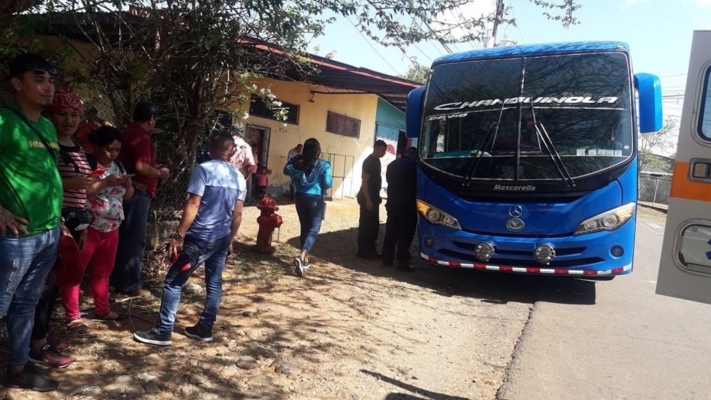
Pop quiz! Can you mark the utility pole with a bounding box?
[490,0,505,47]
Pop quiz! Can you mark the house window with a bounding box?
[250,94,299,125]
[326,112,361,138]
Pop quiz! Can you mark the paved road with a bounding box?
[498,218,711,400]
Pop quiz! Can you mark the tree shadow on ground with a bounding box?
[287,225,597,306]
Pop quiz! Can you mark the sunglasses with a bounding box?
[26,64,57,77]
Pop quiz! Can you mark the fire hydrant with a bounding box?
[251,195,283,254]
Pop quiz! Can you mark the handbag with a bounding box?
[62,207,94,232]
[53,234,84,288]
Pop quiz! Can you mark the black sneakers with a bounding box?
[2,363,58,392]
[396,262,416,272]
[356,251,380,260]
[184,325,213,342]
[29,344,73,368]
[133,329,172,346]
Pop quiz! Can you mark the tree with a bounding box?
[0,0,42,16]
[400,58,430,84]
[639,117,678,173]
[7,0,582,213]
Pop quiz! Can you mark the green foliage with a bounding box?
[400,58,430,84]
[639,117,678,173]
[7,0,583,170]
[528,0,581,27]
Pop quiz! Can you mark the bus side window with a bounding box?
[697,68,711,140]
[678,224,711,275]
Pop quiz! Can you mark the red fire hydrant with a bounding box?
[252,195,283,254]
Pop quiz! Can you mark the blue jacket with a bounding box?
[283,158,333,196]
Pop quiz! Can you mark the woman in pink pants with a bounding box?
[62,126,134,321]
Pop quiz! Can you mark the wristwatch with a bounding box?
[172,232,185,241]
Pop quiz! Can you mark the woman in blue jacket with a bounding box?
[283,138,332,277]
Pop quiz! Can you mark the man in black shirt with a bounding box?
[356,140,387,259]
[382,147,419,271]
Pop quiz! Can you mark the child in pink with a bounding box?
[62,126,134,321]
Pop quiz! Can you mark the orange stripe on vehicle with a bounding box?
[670,161,711,202]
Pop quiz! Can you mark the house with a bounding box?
[224,46,420,199]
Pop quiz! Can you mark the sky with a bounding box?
[308,0,711,121]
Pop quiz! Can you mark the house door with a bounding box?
[245,124,271,168]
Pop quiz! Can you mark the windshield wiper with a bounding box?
[533,119,576,187]
[462,103,507,186]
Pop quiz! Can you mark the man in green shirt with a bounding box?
[0,53,63,392]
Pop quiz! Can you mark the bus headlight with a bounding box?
[416,200,462,230]
[574,203,635,236]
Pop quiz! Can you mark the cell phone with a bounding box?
[88,169,105,178]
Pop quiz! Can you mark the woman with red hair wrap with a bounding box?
[27,88,92,369]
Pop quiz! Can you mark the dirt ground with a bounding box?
[0,200,665,400]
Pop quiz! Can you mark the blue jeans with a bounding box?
[112,191,151,293]
[294,193,325,253]
[0,228,59,366]
[155,234,231,334]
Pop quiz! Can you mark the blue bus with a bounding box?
[406,42,663,277]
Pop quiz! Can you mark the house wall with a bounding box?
[375,98,406,144]
[230,78,381,199]
[374,98,407,197]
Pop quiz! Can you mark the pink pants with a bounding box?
[62,228,119,320]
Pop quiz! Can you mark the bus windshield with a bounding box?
[420,52,633,181]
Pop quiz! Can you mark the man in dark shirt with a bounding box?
[382,147,419,271]
[112,101,170,296]
[356,139,387,259]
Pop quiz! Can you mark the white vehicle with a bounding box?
[657,30,711,304]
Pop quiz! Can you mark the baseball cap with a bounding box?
[8,53,57,78]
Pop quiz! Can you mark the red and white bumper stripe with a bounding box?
[421,253,632,276]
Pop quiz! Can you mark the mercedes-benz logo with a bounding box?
[509,205,523,218]
[506,218,525,232]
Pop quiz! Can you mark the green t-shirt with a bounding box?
[0,104,63,235]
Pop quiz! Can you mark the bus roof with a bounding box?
[432,41,629,66]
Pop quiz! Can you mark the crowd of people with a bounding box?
[0,52,420,393]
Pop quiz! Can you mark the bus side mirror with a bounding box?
[635,73,663,133]
[406,85,426,139]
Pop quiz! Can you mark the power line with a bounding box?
[345,17,401,75]
[509,3,525,44]
[412,43,433,63]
